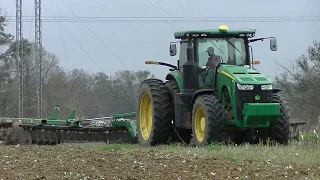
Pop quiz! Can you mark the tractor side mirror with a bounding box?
[169,43,177,56]
[270,38,277,51]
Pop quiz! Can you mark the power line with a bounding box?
[59,0,164,96]
[5,15,319,23]
[49,0,76,108]
[60,0,129,70]
[4,15,320,19]
[147,0,176,30]
[41,4,105,73]
[5,18,320,23]
[43,1,147,104]
[153,0,183,29]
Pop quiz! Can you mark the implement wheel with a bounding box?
[137,79,172,146]
[192,94,224,147]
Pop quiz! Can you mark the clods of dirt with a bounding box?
[0,144,318,180]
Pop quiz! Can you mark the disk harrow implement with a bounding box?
[0,106,137,145]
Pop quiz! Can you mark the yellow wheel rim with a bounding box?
[139,93,153,140]
[194,107,205,142]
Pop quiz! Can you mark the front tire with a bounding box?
[192,94,224,147]
[136,79,173,146]
[257,93,291,145]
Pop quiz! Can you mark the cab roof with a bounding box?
[174,25,256,39]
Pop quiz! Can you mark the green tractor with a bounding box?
[137,25,291,147]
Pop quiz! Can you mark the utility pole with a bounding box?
[16,0,23,118]
[35,0,43,118]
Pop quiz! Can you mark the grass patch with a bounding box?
[56,137,320,166]
[154,142,320,166]
[204,142,223,151]
[86,143,139,151]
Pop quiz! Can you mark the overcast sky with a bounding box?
[1,0,319,80]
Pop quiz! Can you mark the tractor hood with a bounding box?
[218,65,272,85]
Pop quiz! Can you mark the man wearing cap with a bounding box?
[201,47,222,87]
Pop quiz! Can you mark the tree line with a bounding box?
[0,14,153,119]
[275,40,320,129]
[0,13,319,129]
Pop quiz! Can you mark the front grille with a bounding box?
[235,84,273,121]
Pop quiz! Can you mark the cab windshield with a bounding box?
[197,37,247,67]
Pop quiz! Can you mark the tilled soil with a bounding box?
[0,144,319,180]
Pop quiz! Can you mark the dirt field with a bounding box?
[0,143,319,180]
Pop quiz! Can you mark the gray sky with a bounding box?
[2,0,319,80]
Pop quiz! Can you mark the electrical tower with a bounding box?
[35,0,43,118]
[16,0,23,118]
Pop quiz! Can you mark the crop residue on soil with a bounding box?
[0,144,319,180]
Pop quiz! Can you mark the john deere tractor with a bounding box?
[137,25,291,147]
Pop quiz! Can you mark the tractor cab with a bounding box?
[196,36,249,88]
[169,25,277,89]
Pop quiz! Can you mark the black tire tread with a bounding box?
[269,93,291,145]
[192,94,224,147]
[165,80,180,98]
[165,79,193,144]
[164,79,179,123]
[137,78,173,146]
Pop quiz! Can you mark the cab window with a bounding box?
[197,38,247,67]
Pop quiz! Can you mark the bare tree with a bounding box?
[275,41,320,129]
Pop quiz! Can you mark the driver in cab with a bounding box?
[202,47,221,87]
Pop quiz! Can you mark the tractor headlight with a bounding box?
[261,84,272,90]
[237,84,254,90]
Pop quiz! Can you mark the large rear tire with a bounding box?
[165,79,192,144]
[136,79,173,146]
[192,94,224,147]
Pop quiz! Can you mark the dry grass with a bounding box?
[84,139,320,166]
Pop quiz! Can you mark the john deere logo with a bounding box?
[255,95,260,101]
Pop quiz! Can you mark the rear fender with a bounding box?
[165,71,183,91]
[191,89,215,104]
